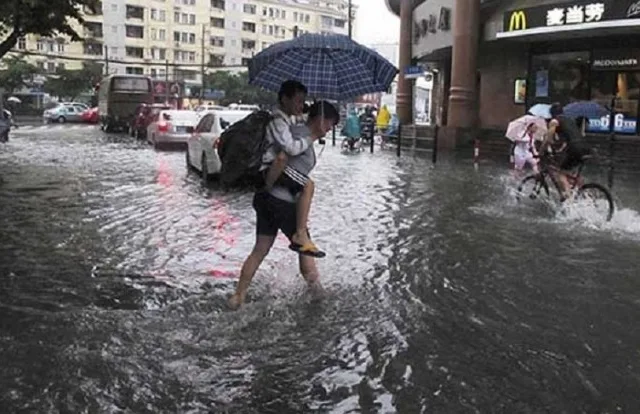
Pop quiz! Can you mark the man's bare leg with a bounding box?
[264,151,288,190]
[299,255,326,300]
[291,179,315,247]
[228,235,275,310]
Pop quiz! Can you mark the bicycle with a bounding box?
[516,153,614,222]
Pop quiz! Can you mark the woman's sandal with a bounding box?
[289,241,326,258]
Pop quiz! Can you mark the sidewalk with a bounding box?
[13,115,44,125]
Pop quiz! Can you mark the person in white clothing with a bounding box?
[513,122,539,174]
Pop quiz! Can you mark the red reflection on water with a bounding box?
[153,154,240,279]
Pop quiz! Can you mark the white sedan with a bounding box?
[186,111,226,183]
[147,110,200,149]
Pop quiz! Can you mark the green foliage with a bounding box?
[0,0,99,59]
[0,55,39,94]
[204,71,276,106]
[43,62,103,100]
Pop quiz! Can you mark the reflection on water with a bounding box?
[1,131,640,412]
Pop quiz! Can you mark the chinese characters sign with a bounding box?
[502,0,640,33]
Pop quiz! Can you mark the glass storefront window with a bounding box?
[588,72,639,134]
[529,51,590,104]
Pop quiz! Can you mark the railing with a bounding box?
[330,122,438,163]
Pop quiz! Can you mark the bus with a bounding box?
[98,75,153,132]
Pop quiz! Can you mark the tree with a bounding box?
[204,71,276,106]
[0,55,39,94]
[43,62,103,100]
[0,0,99,59]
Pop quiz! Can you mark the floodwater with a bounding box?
[1,125,640,413]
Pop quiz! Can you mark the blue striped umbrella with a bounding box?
[563,101,609,119]
[248,34,398,101]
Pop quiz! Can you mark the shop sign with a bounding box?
[592,48,640,70]
[501,0,640,35]
[586,113,637,134]
[413,6,451,42]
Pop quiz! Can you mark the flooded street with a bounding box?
[1,125,640,413]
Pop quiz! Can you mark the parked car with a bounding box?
[146,110,200,149]
[186,111,226,183]
[195,104,225,112]
[129,103,172,139]
[43,102,89,123]
[81,107,99,124]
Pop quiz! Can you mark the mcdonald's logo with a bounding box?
[508,10,527,31]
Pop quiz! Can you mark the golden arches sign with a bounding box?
[508,10,527,31]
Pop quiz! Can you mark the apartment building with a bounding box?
[5,0,356,89]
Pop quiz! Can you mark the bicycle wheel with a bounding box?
[516,174,549,202]
[575,183,615,221]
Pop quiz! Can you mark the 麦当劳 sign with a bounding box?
[498,1,640,38]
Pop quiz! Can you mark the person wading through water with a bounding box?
[228,80,339,309]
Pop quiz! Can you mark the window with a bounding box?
[269,8,273,17]
[189,33,196,43]
[211,0,224,9]
[17,37,26,50]
[305,14,310,23]
[529,52,589,105]
[151,48,166,60]
[210,36,224,47]
[110,47,118,56]
[181,32,188,43]
[189,14,196,25]
[282,11,286,19]
[174,11,180,23]
[294,12,298,21]
[241,40,255,50]
[126,67,144,75]
[126,5,144,19]
[262,25,267,34]
[263,7,267,16]
[209,53,224,66]
[334,19,345,28]
[150,28,157,40]
[241,57,251,66]
[182,13,189,24]
[151,8,157,20]
[243,4,256,14]
[83,42,103,55]
[159,29,166,40]
[126,46,144,58]
[46,62,55,73]
[174,31,180,42]
[57,42,65,53]
[321,16,332,27]
[159,10,166,21]
[242,22,256,32]
[211,17,224,28]
[196,114,214,133]
[125,25,144,38]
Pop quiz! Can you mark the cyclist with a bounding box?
[540,103,592,201]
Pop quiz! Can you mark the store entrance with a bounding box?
[589,71,640,134]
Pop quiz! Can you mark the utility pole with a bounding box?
[348,0,352,39]
[104,46,109,75]
[200,23,206,103]
[165,59,169,104]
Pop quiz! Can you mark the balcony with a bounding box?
[83,22,103,39]
[125,46,144,59]
[83,41,103,56]
[125,25,144,39]
[126,5,144,20]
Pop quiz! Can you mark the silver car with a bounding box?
[146,110,200,149]
[43,102,89,123]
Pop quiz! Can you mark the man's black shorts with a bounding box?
[559,143,591,171]
[253,190,298,240]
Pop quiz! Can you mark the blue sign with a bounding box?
[586,113,637,134]
[404,65,424,79]
[203,89,225,100]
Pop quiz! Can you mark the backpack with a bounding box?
[218,110,273,188]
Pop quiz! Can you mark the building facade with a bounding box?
[3,0,356,91]
[388,0,640,145]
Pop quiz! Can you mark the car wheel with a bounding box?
[57,116,66,124]
[201,154,210,185]
[186,150,193,171]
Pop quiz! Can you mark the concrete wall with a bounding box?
[477,43,529,129]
